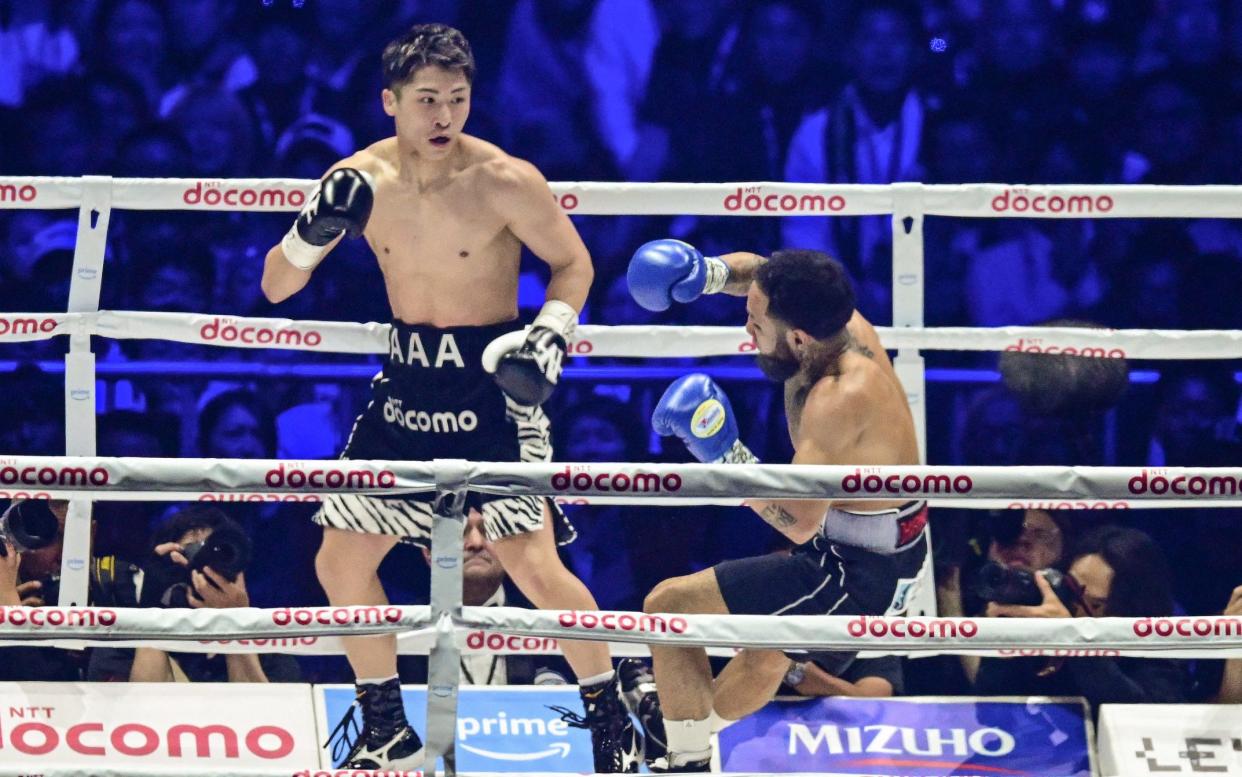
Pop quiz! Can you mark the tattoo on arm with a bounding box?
[721,253,767,296]
[760,504,799,530]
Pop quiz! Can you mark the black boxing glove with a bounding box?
[482,300,576,406]
[280,167,375,270]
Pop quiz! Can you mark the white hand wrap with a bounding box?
[703,255,730,295]
[280,184,326,271]
[532,299,578,338]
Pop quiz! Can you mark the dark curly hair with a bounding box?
[382,23,475,91]
[755,249,856,338]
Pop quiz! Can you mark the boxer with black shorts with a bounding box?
[624,244,929,771]
[262,24,637,772]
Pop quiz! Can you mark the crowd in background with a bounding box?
[2,0,1242,705]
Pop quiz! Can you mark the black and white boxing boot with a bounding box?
[551,671,642,772]
[327,675,425,769]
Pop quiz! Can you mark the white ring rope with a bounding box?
[7,176,1242,218]
[0,604,1237,659]
[1,455,1240,506]
[1,310,1239,360]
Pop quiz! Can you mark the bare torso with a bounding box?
[785,312,920,512]
[345,135,523,326]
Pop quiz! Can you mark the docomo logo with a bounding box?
[0,490,52,501]
[1128,469,1242,496]
[991,188,1115,214]
[725,186,847,213]
[558,610,689,634]
[738,337,757,353]
[0,463,109,487]
[1,720,295,760]
[1000,647,1120,657]
[1134,616,1242,638]
[554,192,580,211]
[264,463,397,490]
[200,636,320,647]
[465,630,559,653]
[199,493,322,504]
[383,397,478,434]
[842,468,973,495]
[848,615,978,639]
[199,317,323,348]
[551,465,682,493]
[566,339,593,354]
[182,181,307,209]
[294,772,419,777]
[0,316,59,337]
[1007,500,1129,510]
[0,606,116,627]
[1005,338,1125,359]
[271,606,403,627]
[0,182,38,202]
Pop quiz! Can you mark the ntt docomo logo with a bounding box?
[0,463,109,487]
[0,316,58,337]
[725,186,846,213]
[0,182,38,202]
[842,468,973,495]
[1005,338,1125,359]
[558,610,688,634]
[551,466,682,493]
[554,192,579,210]
[1134,616,1242,638]
[849,615,978,639]
[264,463,396,490]
[1128,469,1241,496]
[199,317,323,347]
[465,630,559,653]
[1,720,295,760]
[991,188,1114,214]
[0,607,117,627]
[271,606,403,626]
[182,181,307,209]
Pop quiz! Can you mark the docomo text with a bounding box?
[1005,338,1126,359]
[0,720,295,760]
[724,186,847,213]
[991,188,1115,214]
[0,606,116,627]
[1134,616,1242,638]
[1129,469,1242,496]
[465,630,559,653]
[558,610,689,634]
[0,462,109,487]
[182,181,308,209]
[199,317,323,347]
[0,315,59,337]
[0,182,37,202]
[264,463,397,490]
[271,606,405,627]
[843,468,974,495]
[552,465,683,493]
[849,615,979,639]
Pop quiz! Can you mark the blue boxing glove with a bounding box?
[653,374,757,463]
[627,239,730,312]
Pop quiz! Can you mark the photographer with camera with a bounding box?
[973,525,1188,710]
[88,505,300,683]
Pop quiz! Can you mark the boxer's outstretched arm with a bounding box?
[718,252,767,296]
[493,158,593,311]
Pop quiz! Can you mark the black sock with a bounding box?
[356,675,409,743]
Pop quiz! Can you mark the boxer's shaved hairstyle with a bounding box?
[756,249,856,338]
[382,23,475,91]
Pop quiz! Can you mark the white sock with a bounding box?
[709,709,737,734]
[665,717,712,766]
[356,673,398,686]
[578,669,616,688]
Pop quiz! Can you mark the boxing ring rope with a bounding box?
[5,176,1242,774]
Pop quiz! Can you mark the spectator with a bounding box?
[84,69,152,170]
[0,1,79,108]
[168,85,257,179]
[239,8,315,155]
[1211,583,1242,702]
[89,506,302,682]
[1144,368,1241,466]
[0,365,63,456]
[583,0,660,179]
[14,78,96,175]
[159,0,256,117]
[114,123,193,177]
[782,0,926,321]
[399,505,572,686]
[974,525,1189,710]
[1123,78,1213,183]
[92,0,169,113]
[95,411,180,561]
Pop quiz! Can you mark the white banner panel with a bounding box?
[0,682,319,770]
[1098,704,1242,776]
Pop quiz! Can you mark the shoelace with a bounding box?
[548,705,628,771]
[325,702,363,766]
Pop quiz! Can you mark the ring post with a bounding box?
[424,459,470,777]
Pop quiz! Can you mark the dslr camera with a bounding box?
[139,524,252,608]
[0,501,59,555]
[974,561,1082,608]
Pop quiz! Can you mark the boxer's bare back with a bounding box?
[331,135,566,327]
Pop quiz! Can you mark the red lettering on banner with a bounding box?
[551,465,681,494]
[990,188,1114,215]
[723,187,846,213]
[182,181,307,210]
[1128,469,1241,498]
[0,183,38,203]
[847,615,978,639]
[841,468,973,495]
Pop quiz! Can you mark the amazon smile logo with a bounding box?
[460,741,571,761]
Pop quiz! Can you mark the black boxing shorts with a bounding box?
[313,319,575,548]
